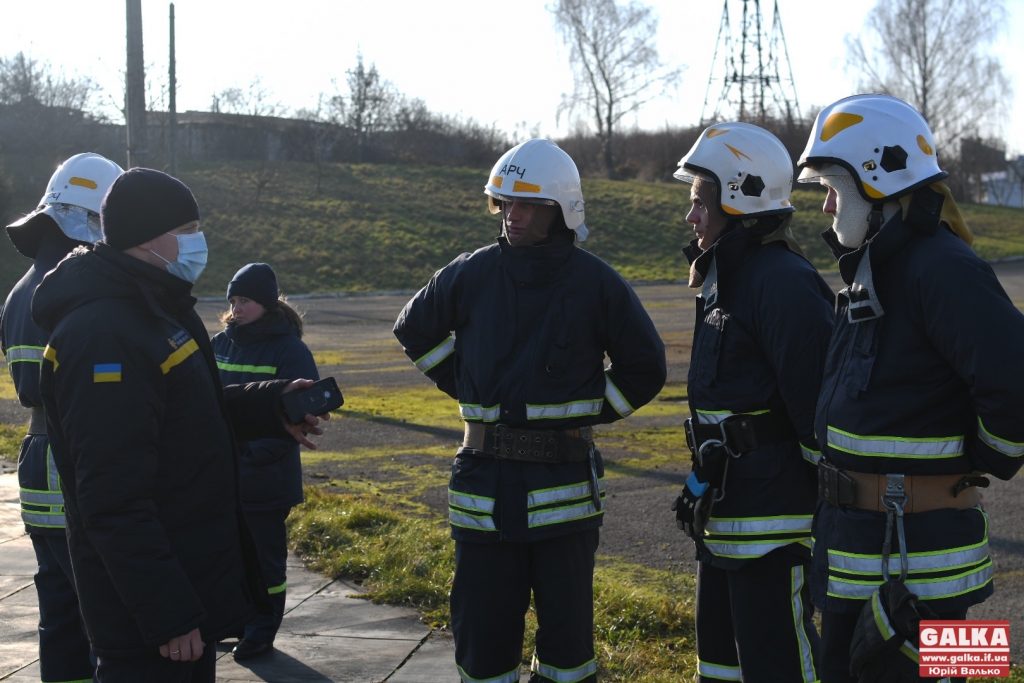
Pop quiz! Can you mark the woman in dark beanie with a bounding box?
[211,263,319,661]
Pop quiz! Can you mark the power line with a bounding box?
[700,0,800,125]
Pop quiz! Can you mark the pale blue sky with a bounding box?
[3,0,1022,154]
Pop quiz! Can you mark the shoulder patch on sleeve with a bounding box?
[93,363,123,383]
[43,345,59,371]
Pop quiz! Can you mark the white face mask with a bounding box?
[149,231,209,283]
[820,170,874,248]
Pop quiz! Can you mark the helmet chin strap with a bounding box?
[868,204,885,235]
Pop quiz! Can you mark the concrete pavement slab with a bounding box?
[215,633,427,682]
[0,584,41,681]
[0,535,38,577]
[385,631,462,683]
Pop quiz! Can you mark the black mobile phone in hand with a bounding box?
[281,377,344,424]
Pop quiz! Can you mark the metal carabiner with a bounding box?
[881,474,909,582]
[698,438,730,503]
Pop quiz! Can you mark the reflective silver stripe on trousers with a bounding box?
[449,510,496,531]
[414,335,455,373]
[603,374,633,417]
[527,501,602,528]
[697,659,742,681]
[459,403,501,422]
[705,515,812,535]
[790,565,818,683]
[457,664,520,683]
[448,490,494,514]
[826,426,963,459]
[525,399,603,420]
[827,540,990,575]
[977,417,1024,457]
[531,654,598,682]
[703,539,806,559]
[827,560,993,600]
[19,489,63,505]
[21,512,67,528]
[527,480,604,509]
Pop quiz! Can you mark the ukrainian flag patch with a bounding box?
[93,363,122,383]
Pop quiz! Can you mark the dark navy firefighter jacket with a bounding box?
[394,232,667,544]
[686,224,834,569]
[811,195,1024,615]
[32,244,285,656]
[1,231,81,535]
[213,314,318,510]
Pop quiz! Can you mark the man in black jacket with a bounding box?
[32,168,324,682]
[395,139,666,682]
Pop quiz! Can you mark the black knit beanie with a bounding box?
[101,168,200,249]
[226,263,279,308]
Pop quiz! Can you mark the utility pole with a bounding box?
[168,2,178,174]
[125,0,147,167]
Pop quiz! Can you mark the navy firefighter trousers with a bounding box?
[451,530,600,683]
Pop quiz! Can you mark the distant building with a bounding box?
[146,110,349,164]
[981,156,1024,208]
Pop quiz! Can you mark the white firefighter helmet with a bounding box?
[484,138,588,241]
[796,93,946,201]
[5,152,124,258]
[673,122,795,218]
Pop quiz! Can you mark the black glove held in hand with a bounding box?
[850,579,936,682]
[672,472,711,541]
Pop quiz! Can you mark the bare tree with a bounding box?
[210,78,283,117]
[344,55,396,163]
[552,0,681,178]
[0,52,101,111]
[846,0,1010,150]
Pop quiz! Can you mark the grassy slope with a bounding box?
[3,159,1021,296]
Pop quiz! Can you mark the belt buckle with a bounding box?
[817,460,857,506]
[817,460,842,505]
[882,473,907,512]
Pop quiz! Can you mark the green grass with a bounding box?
[342,384,464,431]
[4,160,1020,296]
[287,487,697,681]
[0,368,15,400]
[288,488,454,624]
[0,422,23,463]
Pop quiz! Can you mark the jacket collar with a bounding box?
[94,243,197,314]
[224,311,294,344]
[497,231,575,284]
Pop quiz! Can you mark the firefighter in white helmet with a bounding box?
[395,138,666,682]
[671,122,832,682]
[1,152,123,682]
[797,94,1024,682]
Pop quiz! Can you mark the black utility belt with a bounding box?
[684,411,794,457]
[461,423,593,463]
